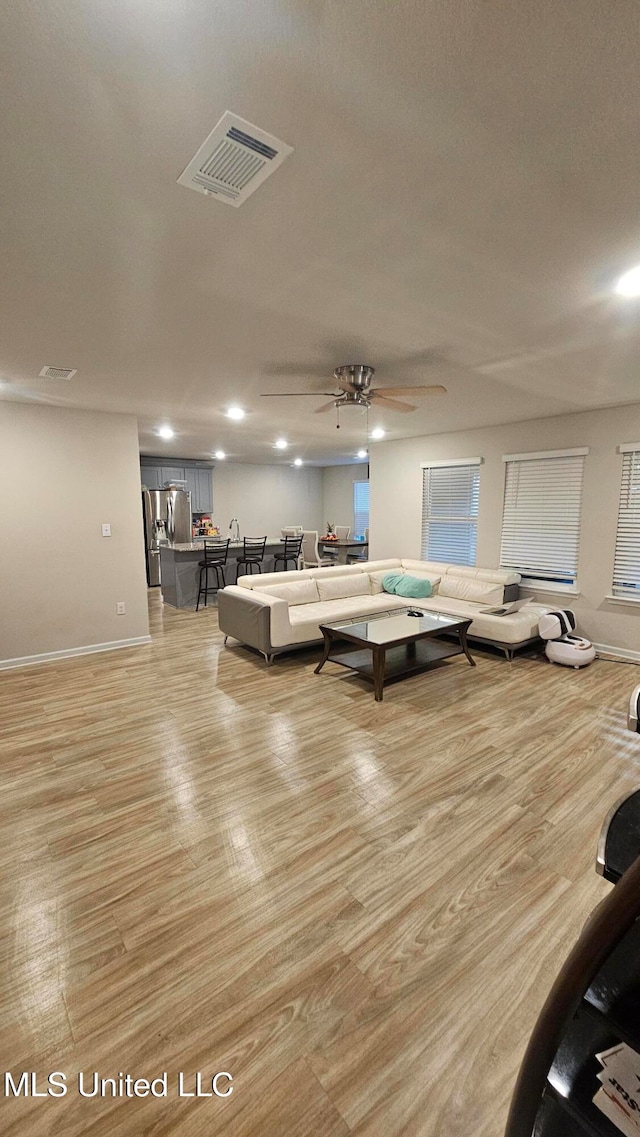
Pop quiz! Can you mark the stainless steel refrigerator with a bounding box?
[142,488,191,586]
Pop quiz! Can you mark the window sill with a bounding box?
[604,594,640,607]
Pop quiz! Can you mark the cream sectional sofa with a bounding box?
[217,558,551,663]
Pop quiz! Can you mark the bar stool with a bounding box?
[273,534,303,571]
[235,536,267,582]
[196,538,230,611]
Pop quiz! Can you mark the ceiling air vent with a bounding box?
[39,365,77,380]
[177,111,293,208]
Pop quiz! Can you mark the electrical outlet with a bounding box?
[101,523,111,537]
[116,601,126,615]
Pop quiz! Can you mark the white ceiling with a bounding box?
[2,0,640,465]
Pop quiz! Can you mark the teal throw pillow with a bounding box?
[381,572,404,594]
[381,572,433,598]
[394,574,433,598]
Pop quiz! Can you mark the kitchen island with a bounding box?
[159,539,286,608]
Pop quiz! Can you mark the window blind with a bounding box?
[353,480,369,538]
[500,452,586,585]
[612,448,640,598]
[421,462,480,565]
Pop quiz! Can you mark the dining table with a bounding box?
[318,538,369,565]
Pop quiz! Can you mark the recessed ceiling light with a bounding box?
[214,450,226,460]
[226,406,245,420]
[157,426,174,439]
[274,439,288,449]
[371,428,385,440]
[356,449,368,459]
[616,265,640,297]
[293,458,303,466]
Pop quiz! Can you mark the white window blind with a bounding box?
[500,450,587,586]
[353,480,369,538]
[612,446,640,598]
[421,461,480,565]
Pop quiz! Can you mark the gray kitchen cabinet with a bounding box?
[184,468,199,510]
[161,466,186,486]
[141,459,213,510]
[196,467,213,513]
[185,467,213,513]
[140,464,163,490]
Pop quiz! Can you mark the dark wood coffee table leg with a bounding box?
[372,645,386,701]
[314,628,335,673]
[458,626,476,666]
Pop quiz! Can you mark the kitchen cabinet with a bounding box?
[141,459,213,511]
[185,467,213,513]
[140,464,163,490]
[161,465,186,486]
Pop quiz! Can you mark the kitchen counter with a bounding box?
[167,538,282,553]
[158,539,287,608]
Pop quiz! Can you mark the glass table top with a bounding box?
[321,608,467,645]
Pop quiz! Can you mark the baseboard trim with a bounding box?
[0,636,152,671]
[594,641,640,664]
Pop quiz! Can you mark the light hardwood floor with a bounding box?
[1,593,637,1135]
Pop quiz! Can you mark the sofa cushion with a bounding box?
[316,574,372,602]
[415,595,549,643]
[401,559,452,576]
[259,579,320,605]
[438,575,504,605]
[447,565,521,586]
[286,593,399,644]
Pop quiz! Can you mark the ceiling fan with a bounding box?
[260,364,446,413]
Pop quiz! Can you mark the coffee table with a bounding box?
[314,608,475,701]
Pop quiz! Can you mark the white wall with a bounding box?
[212,462,323,537]
[322,463,368,533]
[0,404,150,666]
[370,404,640,655]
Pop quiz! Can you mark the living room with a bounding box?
[2,3,640,1136]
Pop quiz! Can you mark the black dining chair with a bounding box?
[273,534,303,571]
[196,538,230,610]
[235,536,267,582]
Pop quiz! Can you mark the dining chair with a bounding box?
[347,527,369,563]
[301,530,334,569]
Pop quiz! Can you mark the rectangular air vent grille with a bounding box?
[178,111,293,208]
[39,366,77,380]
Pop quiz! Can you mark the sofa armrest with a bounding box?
[217,586,292,653]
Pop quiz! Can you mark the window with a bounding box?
[612,444,640,599]
[500,448,588,589]
[353,480,369,538]
[421,459,481,565]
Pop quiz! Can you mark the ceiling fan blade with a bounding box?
[374,384,447,396]
[371,394,416,412]
[314,400,339,413]
[260,391,338,397]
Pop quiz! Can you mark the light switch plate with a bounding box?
[101,523,111,537]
